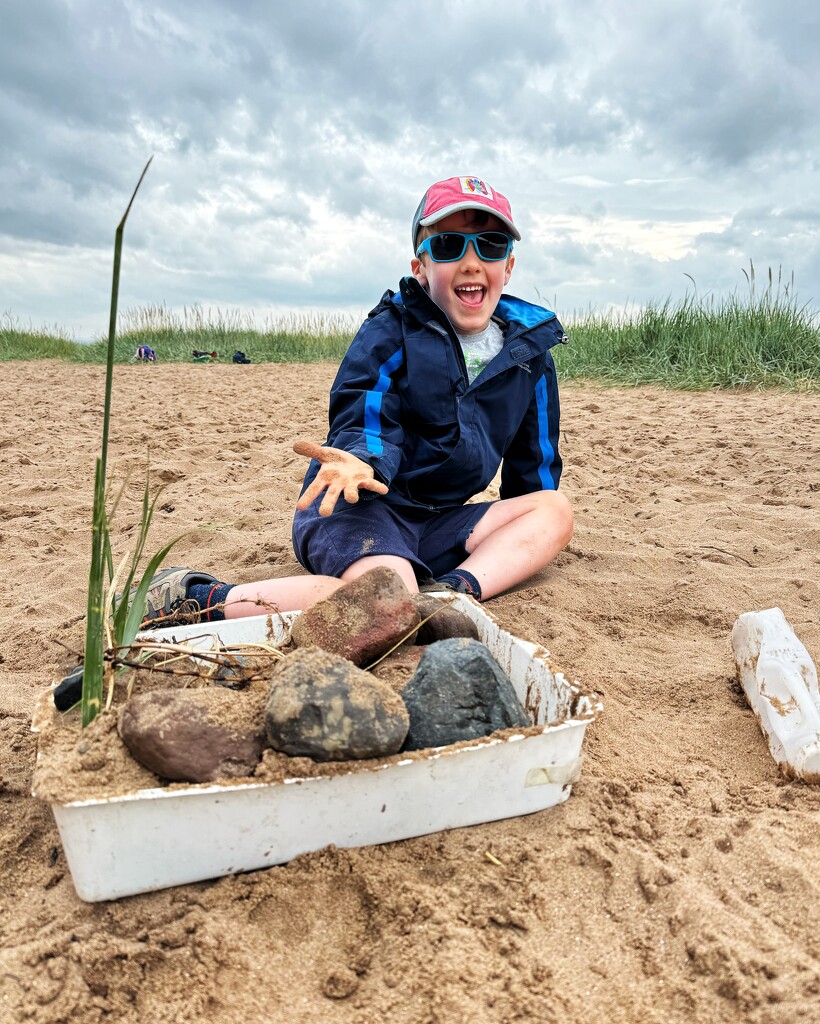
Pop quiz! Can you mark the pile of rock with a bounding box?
[119,567,531,784]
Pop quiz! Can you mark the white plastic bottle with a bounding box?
[731,607,820,782]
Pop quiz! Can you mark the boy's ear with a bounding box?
[411,256,429,287]
[504,253,515,285]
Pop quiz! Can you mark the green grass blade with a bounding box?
[81,458,107,727]
[100,157,153,483]
[105,476,130,615]
[131,477,163,577]
[81,157,153,728]
[111,477,166,641]
[120,535,190,647]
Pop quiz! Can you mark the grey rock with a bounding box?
[119,687,266,782]
[290,566,420,666]
[266,647,409,761]
[401,638,530,750]
[411,594,480,645]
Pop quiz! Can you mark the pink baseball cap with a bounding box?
[412,176,521,247]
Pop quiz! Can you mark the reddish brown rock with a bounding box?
[118,687,266,782]
[266,646,409,761]
[411,594,480,645]
[290,566,420,666]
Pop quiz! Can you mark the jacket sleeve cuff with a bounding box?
[347,446,396,487]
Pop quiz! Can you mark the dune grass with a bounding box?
[2,284,818,390]
[560,291,819,391]
[76,304,359,364]
[0,306,357,364]
[0,314,80,361]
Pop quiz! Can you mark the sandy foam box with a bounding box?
[34,596,601,903]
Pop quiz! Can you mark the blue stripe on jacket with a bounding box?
[535,374,556,490]
[363,348,404,454]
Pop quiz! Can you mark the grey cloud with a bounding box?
[692,206,820,305]
[695,205,820,251]
[2,0,819,334]
[579,1,819,168]
[543,236,597,268]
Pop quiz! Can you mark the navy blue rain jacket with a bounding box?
[305,276,566,511]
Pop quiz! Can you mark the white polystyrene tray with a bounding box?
[34,596,601,902]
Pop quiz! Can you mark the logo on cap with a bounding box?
[461,177,493,199]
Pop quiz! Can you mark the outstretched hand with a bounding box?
[293,440,389,517]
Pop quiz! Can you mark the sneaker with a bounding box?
[128,567,220,629]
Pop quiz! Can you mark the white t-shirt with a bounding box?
[455,319,505,384]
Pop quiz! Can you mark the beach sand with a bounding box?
[1,360,818,1023]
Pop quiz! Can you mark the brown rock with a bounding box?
[411,594,480,644]
[290,566,420,666]
[118,688,266,783]
[266,646,409,761]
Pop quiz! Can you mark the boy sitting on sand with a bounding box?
[140,176,573,625]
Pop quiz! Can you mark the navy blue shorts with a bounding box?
[292,497,494,580]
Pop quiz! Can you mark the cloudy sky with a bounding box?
[2,0,819,338]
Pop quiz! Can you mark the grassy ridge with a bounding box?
[2,296,818,390]
[0,306,356,365]
[559,293,819,390]
[75,305,357,364]
[0,325,80,362]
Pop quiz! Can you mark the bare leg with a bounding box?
[223,574,343,618]
[219,493,570,617]
[458,491,573,600]
[221,554,419,620]
[341,554,419,592]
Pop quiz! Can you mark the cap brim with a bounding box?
[419,201,521,241]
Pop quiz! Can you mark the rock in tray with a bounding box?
[119,688,266,783]
[266,646,410,761]
[290,565,420,666]
[401,637,530,751]
[411,593,480,645]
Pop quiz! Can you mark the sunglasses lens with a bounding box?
[425,231,511,261]
[428,233,468,261]
[476,232,511,260]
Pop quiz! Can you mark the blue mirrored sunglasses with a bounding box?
[415,230,513,263]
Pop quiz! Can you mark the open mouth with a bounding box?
[454,284,486,308]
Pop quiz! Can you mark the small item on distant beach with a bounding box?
[192,349,218,362]
[231,350,252,364]
[732,607,820,782]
